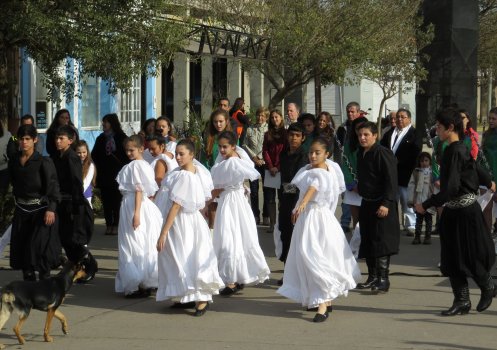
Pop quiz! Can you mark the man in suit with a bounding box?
[380,108,421,235]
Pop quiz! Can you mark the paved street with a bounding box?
[1,217,496,350]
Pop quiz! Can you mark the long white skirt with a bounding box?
[213,188,270,285]
[278,204,361,308]
[115,194,162,294]
[154,186,168,217]
[156,210,224,303]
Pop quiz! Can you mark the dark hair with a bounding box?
[17,124,37,139]
[417,151,432,167]
[56,125,76,139]
[230,97,244,116]
[48,109,73,132]
[102,113,124,134]
[287,122,305,135]
[458,109,473,130]
[397,108,412,119]
[490,107,497,115]
[318,111,336,130]
[219,97,230,105]
[356,121,378,135]
[299,113,315,124]
[147,134,166,146]
[125,134,144,148]
[177,138,196,154]
[142,118,156,135]
[20,114,35,125]
[268,109,286,141]
[311,137,331,152]
[156,116,174,137]
[218,130,238,146]
[436,108,464,140]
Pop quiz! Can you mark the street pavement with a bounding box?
[1,217,497,350]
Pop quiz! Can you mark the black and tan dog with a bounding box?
[0,262,87,348]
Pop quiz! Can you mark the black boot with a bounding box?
[267,202,276,232]
[411,234,421,245]
[371,256,390,293]
[423,213,433,245]
[356,258,377,289]
[441,277,471,316]
[476,275,497,312]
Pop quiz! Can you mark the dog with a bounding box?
[0,261,87,348]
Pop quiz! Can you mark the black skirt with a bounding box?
[358,199,400,258]
[439,202,495,277]
[10,204,61,272]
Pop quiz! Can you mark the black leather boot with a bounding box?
[441,278,471,316]
[476,275,497,312]
[371,256,390,293]
[356,258,377,289]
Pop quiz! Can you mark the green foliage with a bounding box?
[0,0,190,103]
[479,1,497,76]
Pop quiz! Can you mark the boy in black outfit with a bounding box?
[277,123,308,285]
[52,125,97,281]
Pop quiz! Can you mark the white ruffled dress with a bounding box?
[211,148,271,285]
[156,165,224,303]
[277,159,361,308]
[115,159,163,295]
[153,154,179,215]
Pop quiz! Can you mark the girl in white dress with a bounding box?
[210,131,270,295]
[277,137,361,323]
[156,139,224,316]
[115,135,163,298]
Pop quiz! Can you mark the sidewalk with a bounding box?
[1,218,496,350]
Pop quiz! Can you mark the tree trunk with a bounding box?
[377,96,387,139]
[268,82,305,110]
[0,46,20,133]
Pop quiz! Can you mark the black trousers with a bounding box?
[58,199,93,263]
[100,185,122,227]
[249,165,269,218]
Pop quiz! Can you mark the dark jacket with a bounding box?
[91,131,129,188]
[380,126,421,187]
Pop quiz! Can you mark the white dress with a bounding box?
[156,166,224,303]
[211,149,271,285]
[153,154,179,215]
[115,159,163,295]
[277,159,361,308]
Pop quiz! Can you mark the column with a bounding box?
[250,69,264,109]
[227,58,242,105]
[201,55,213,120]
[173,52,190,125]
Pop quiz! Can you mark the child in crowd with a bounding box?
[155,116,177,155]
[275,123,308,286]
[299,113,315,152]
[210,131,270,296]
[263,109,287,231]
[147,135,178,187]
[315,111,335,153]
[115,135,163,298]
[278,138,361,323]
[407,152,435,245]
[76,140,96,208]
[156,139,224,316]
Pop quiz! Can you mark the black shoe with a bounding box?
[423,236,432,245]
[194,303,209,317]
[277,278,283,286]
[235,283,245,290]
[219,286,238,296]
[411,236,421,245]
[441,301,471,316]
[170,301,196,309]
[356,276,377,289]
[307,305,333,312]
[125,289,150,299]
[477,283,497,312]
[312,311,329,323]
[371,278,390,293]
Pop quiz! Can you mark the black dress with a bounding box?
[357,143,400,258]
[278,146,308,262]
[8,152,61,273]
[422,141,495,278]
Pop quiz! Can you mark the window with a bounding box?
[119,77,141,123]
[80,76,100,128]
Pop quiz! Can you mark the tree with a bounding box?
[203,0,429,109]
[478,0,497,113]
[0,0,189,122]
[357,1,433,131]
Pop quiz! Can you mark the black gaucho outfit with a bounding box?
[422,141,495,314]
[9,151,61,280]
[357,143,400,292]
[52,148,97,277]
[278,146,308,262]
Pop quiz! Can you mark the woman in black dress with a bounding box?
[91,113,128,235]
[9,125,60,280]
[415,108,496,315]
